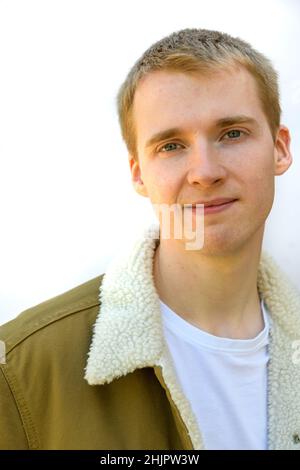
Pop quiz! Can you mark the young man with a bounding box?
[0,28,299,450]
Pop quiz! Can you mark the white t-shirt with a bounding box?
[160,298,270,450]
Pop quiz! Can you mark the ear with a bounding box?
[128,155,148,197]
[273,125,293,175]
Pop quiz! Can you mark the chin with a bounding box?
[182,228,244,256]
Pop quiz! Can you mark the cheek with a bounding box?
[143,164,181,201]
[239,146,274,186]
[231,146,275,216]
[242,161,275,211]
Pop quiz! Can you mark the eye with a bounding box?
[158,142,184,153]
[222,129,245,140]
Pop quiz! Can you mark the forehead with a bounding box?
[133,67,267,146]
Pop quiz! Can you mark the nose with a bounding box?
[186,139,226,188]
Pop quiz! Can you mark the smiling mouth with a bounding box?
[189,198,237,207]
[189,199,238,215]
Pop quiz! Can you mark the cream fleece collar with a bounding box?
[85,222,300,450]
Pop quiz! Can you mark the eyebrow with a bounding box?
[145,115,259,149]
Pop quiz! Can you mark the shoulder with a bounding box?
[0,274,104,356]
[0,274,105,450]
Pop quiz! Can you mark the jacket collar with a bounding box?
[85,223,164,384]
[85,222,300,450]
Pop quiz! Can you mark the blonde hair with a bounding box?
[116,28,281,159]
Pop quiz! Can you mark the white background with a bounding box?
[0,0,299,325]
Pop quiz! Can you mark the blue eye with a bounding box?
[224,129,243,139]
[159,142,182,152]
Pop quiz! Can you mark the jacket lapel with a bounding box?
[84,222,204,449]
[257,255,300,449]
[84,223,164,384]
[85,222,300,450]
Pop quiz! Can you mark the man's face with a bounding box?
[130,67,291,255]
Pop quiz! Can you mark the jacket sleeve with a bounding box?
[0,367,29,449]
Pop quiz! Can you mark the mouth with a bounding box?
[189,199,238,215]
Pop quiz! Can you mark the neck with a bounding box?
[153,227,265,339]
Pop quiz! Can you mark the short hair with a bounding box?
[116,28,281,160]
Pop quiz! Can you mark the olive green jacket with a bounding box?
[1,225,300,450]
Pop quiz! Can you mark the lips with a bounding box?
[189,198,237,207]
